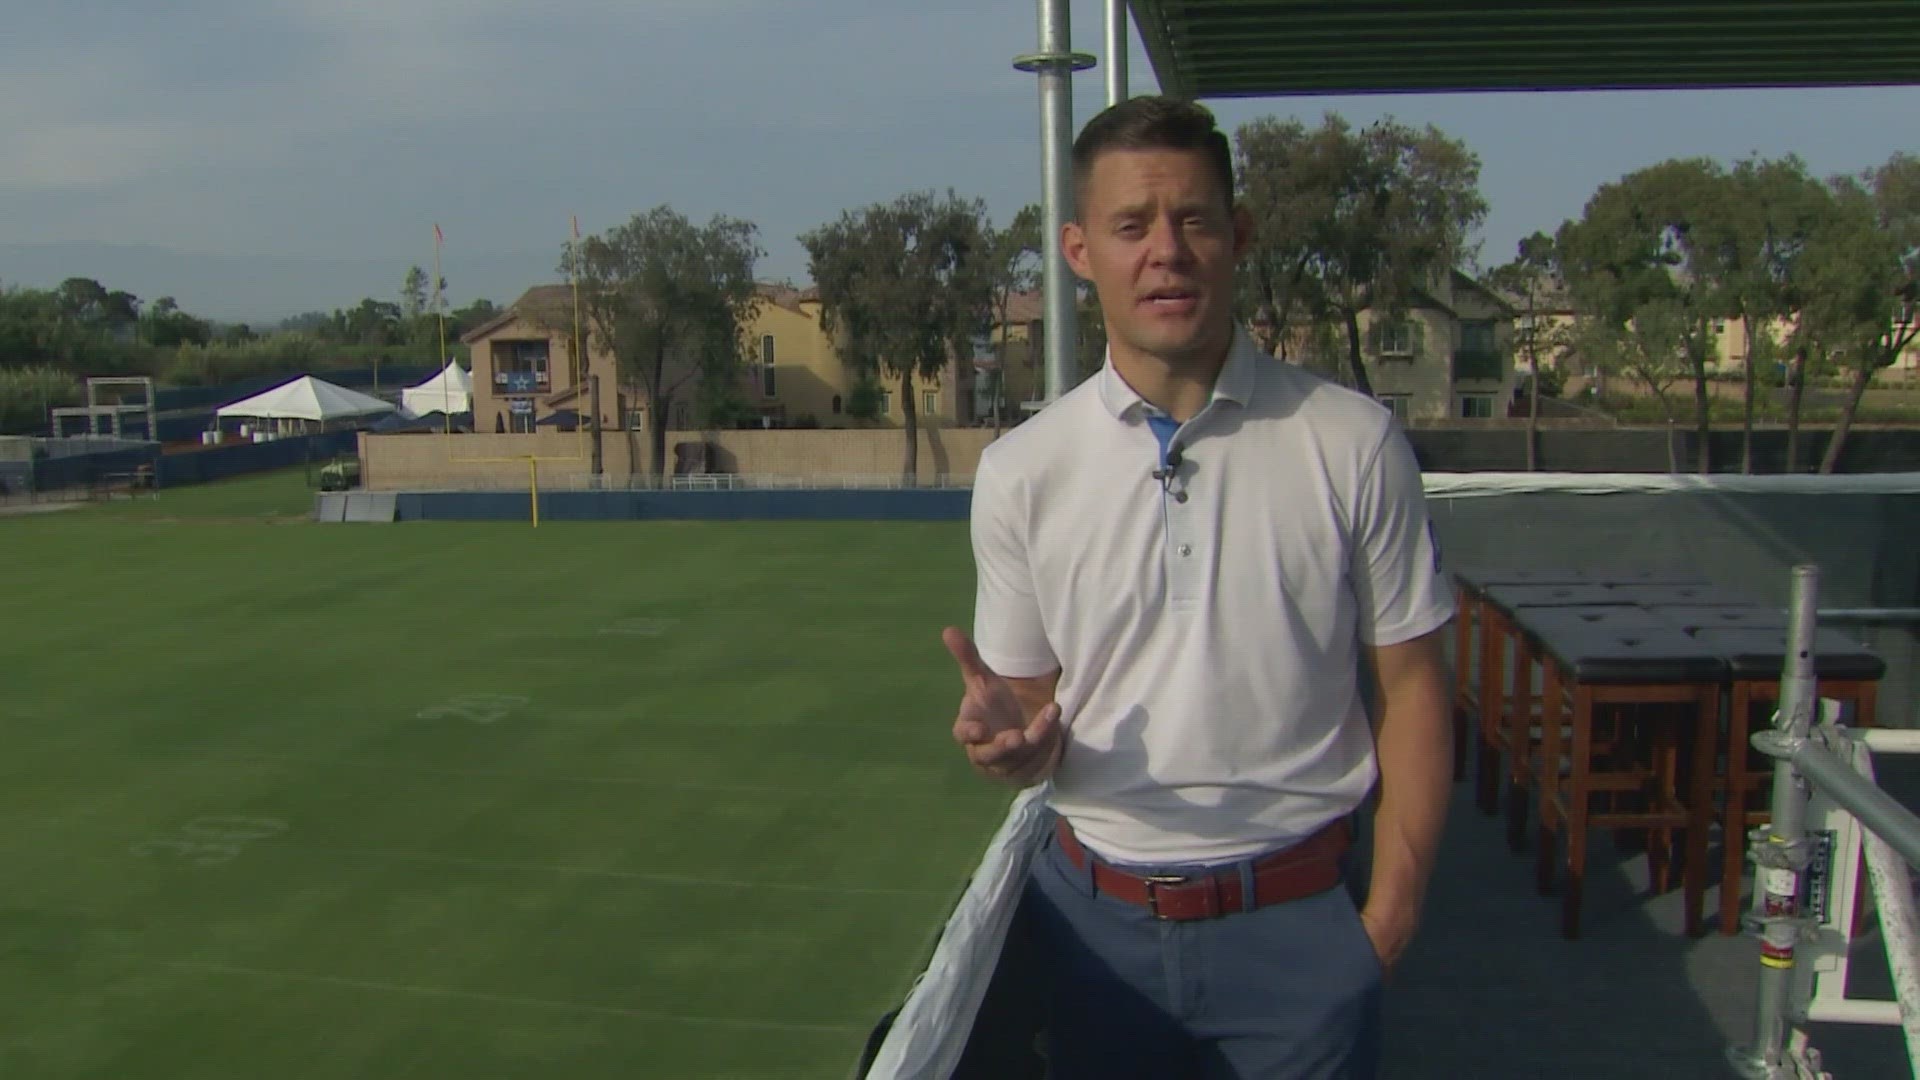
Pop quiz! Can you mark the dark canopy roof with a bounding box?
[1128,1,1920,99]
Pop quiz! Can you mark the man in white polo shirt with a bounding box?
[942,96,1455,1077]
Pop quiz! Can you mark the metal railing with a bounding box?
[1729,564,1920,1078]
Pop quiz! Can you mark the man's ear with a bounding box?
[1062,220,1093,282]
[1232,203,1255,261]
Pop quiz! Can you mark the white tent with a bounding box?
[400,359,473,417]
[215,375,395,424]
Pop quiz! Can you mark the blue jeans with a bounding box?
[1016,816,1382,1079]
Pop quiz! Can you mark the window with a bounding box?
[878,390,893,416]
[830,394,842,415]
[673,403,691,429]
[1377,393,1411,422]
[760,335,776,397]
[492,340,551,393]
[1461,320,1497,354]
[1459,394,1494,419]
[923,390,939,417]
[1378,320,1415,357]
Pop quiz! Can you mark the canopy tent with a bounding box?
[215,375,394,424]
[400,359,473,418]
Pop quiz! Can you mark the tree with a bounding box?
[1694,155,1826,473]
[800,190,996,483]
[1485,231,1562,471]
[139,296,212,350]
[1234,114,1488,395]
[1233,118,1318,359]
[983,204,1041,433]
[559,205,764,480]
[1801,155,1920,474]
[1557,159,1726,472]
[400,265,429,321]
[54,278,109,324]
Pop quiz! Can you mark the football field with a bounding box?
[0,471,1011,1078]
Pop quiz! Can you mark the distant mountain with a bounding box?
[0,243,562,326]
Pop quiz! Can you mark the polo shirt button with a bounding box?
[1178,543,1193,557]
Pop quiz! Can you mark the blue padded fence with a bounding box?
[157,431,357,487]
[388,488,973,522]
[28,444,162,492]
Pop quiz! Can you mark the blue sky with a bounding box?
[4,0,1917,321]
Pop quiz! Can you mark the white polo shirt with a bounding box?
[969,328,1454,866]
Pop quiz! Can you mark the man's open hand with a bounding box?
[943,627,1062,787]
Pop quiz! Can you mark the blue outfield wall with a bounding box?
[390,488,974,522]
[15,430,356,495]
[157,431,357,487]
[28,444,163,491]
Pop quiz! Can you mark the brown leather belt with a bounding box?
[1054,817,1350,921]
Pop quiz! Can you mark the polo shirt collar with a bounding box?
[1097,327,1260,421]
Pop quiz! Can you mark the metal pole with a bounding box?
[590,375,603,482]
[1105,0,1128,107]
[1731,565,1822,1079]
[1792,740,1920,870]
[1859,810,1920,1064]
[1817,608,1920,624]
[1015,0,1094,408]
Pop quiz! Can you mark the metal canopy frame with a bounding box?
[1017,0,1920,406]
[1129,0,1920,100]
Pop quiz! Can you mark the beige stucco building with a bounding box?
[1286,269,1520,423]
[458,283,1031,436]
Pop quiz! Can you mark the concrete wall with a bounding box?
[361,426,998,489]
[360,430,637,490]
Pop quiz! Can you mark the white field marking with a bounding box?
[128,815,289,866]
[415,693,530,725]
[285,842,950,898]
[159,960,865,1035]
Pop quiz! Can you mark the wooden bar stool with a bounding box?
[1448,570,1593,806]
[1521,609,1728,939]
[1687,625,1884,937]
[1450,576,1479,784]
[1480,585,1637,845]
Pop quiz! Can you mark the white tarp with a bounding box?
[1420,471,1920,499]
[400,360,472,418]
[862,784,1053,1079]
[215,375,395,422]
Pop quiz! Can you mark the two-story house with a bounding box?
[741,285,980,430]
[1294,269,1519,423]
[462,282,990,435]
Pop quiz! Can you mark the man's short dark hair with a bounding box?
[1071,96,1235,218]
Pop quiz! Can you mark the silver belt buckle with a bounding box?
[1143,874,1189,919]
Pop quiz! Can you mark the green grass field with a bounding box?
[1,470,1012,1078]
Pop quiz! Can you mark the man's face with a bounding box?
[1063,146,1250,367]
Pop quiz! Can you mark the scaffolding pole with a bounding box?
[1015,0,1094,408]
[1106,0,1129,107]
